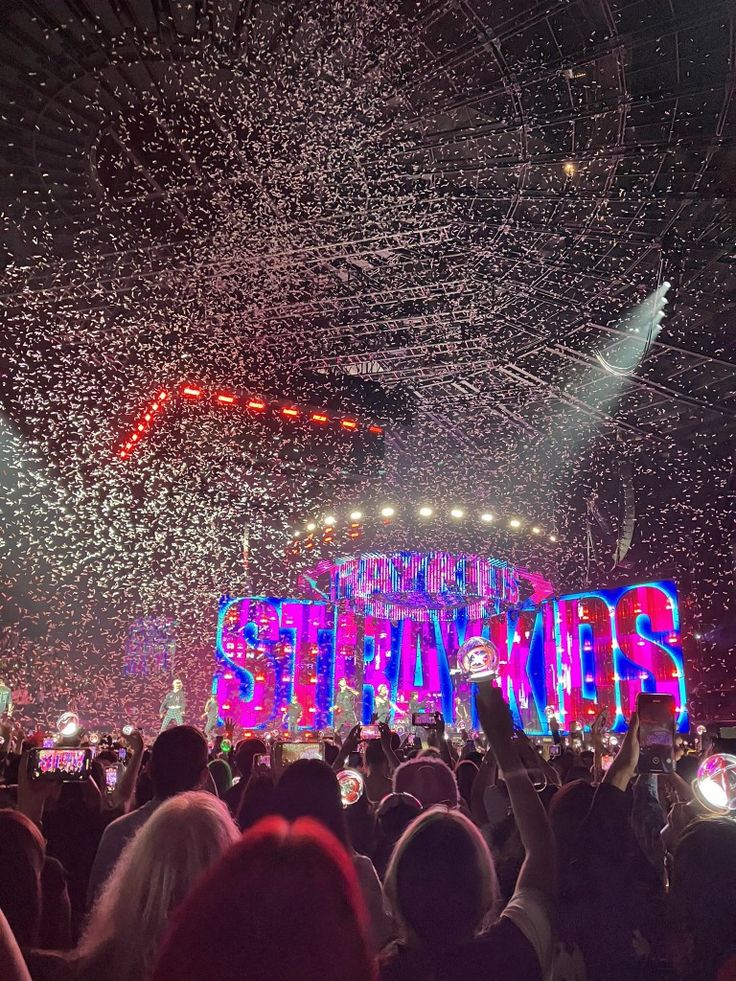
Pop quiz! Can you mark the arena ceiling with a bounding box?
[1,0,735,565]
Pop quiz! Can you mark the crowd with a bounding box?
[1,685,735,981]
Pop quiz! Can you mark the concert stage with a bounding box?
[213,551,688,736]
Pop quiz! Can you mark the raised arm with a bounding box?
[476,685,556,899]
[331,723,361,772]
[108,728,144,812]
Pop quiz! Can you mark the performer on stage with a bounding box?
[331,677,359,735]
[283,694,302,735]
[373,683,403,725]
[407,691,426,717]
[0,677,14,720]
[159,679,186,732]
[454,693,471,731]
[202,694,219,739]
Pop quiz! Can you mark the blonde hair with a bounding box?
[76,792,238,981]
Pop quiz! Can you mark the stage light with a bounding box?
[368,425,384,434]
[532,526,541,534]
[350,510,363,521]
[247,399,267,411]
[311,412,329,423]
[550,535,557,542]
[480,512,494,522]
[419,506,433,517]
[340,418,358,430]
[182,386,202,398]
[159,392,168,400]
[380,506,395,518]
[216,393,236,404]
[324,516,336,526]
[450,508,464,519]
[293,531,301,539]
[281,407,299,418]
[563,161,576,176]
[306,522,316,531]
[509,518,521,528]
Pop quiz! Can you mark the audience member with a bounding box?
[0,809,45,950]
[222,737,266,815]
[86,726,208,904]
[393,753,459,809]
[151,816,376,981]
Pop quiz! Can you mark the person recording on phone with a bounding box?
[0,677,14,719]
[159,679,186,732]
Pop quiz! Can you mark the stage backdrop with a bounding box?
[213,579,687,735]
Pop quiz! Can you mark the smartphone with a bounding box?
[636,692,676,773]
[29,748,91,781]
[278,742,325,765]
[412,712,437,728]
[717,725,736,740]
[104,766,119,793]
[548,744,561,758]
[253,753,271,769]
[117,747,128,762]
[601,754,615,772]
[360,724,381,740]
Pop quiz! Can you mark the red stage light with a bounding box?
[248,399,267,411]
[119,450,127,458]
[144,413,151,421]
[217,393,236,404]
[340,418,358,430]
[131,433,139,442]
[311,413,329,423]
[368,424,383,434]
[159,392,168,400]
[182,386,202,398]
[137,424,144,431]
[281,407,299,418]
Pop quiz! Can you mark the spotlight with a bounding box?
[450,508,464,519]
[380,506,395,518]
[349,511,363,521]
[480,512,494,523]
[509,519,521,529]
[418,506,433,518]
[562,161,576,177]
[532,526,541,534]
[549,535,557,542]
[324,516,336,526]
[306,522,316,532]
[293,531,301,539]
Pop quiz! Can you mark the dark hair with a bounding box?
[0,809,45,947]
[455,759,478,805]
[364,739,387,768]
[233,737,267,782]
[236,772,276,831]
[670,818,736,981]
[272,759,348,846]
[207,759,232,798]
[150,726,208,799]
[152,817,375,981]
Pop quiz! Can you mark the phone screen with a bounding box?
[637,693,675,773]
[360,725,381,740]
[253,753,272,769]
[279,742,325,765]
[30,748,91,781]
[105,766,118,792]
[412,712,436,728]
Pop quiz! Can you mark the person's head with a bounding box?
[377,684,388,698]
[150,725,208,800]
[237,771,276,831]
[78,792,238,981]
[364,739,388,771]
[385,808,499,949]
[233,737,267,782]
[373,793,422,877]
[172,679,182,692]
[152,817,375,981]
[393,755,459,809]
[339,678,347,691]
[207,758,232,798]
[272,759,348,846]
[455,759,478,806]
[669,818,736,980]
[0,809,45,948]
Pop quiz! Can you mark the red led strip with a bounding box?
[117,383,384,460]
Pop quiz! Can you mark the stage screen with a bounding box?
[213,580,687,734]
